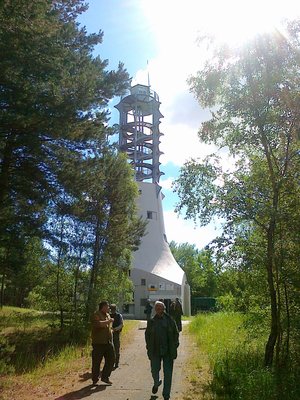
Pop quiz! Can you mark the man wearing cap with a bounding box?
[90,300,115,385]
[145,300,179,400]
[109,304,124,369]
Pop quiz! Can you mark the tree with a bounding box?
[170,241,219,298]
[0,0,131,306]
[174,21,300,367]
[81,151,146,318]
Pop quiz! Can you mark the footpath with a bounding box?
[55,320,193,400]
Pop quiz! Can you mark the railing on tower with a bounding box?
[115,84,164,183]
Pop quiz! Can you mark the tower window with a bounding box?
[147,211,157,220]
[141,278,146,286]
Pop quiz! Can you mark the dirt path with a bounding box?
[55,320,193,400]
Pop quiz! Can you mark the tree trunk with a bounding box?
[86,219,101,320]
[56,215,65,327]
[0,135,14,207]
[264,194,279,367]
[283,281,290,362]
[0,246,11,308]
[73,243,83,326]
[60,306,64,329]
[0,267,5,308]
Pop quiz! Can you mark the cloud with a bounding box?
[166,91,211,129]
[132,43,214,168]
[163,210,221,250]
[159,177,174,191]
[159,121,215,166]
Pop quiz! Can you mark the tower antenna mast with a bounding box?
[147,60,150,87]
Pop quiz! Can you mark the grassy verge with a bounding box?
[0,306,139,399]
[21,318,139,383]
[188,312,300,400]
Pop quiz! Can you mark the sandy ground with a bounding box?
[54,320,193,400]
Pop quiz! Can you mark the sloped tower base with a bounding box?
[124,182,190,319]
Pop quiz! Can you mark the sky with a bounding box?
[78,0,299,249]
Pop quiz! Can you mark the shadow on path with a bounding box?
[55,384,158,400]
[78,372,92,383]
[54,383,107,400]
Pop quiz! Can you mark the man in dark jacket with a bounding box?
[145,300,179,400]
[144,299,153,323]
[169,297,183,332]
[110,304,123,369]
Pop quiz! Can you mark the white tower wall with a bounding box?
[129,182,190,319]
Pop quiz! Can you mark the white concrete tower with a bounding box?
[115,84,191,319]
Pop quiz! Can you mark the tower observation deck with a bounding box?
[115,84,164,183]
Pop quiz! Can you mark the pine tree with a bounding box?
[0,0,131,306]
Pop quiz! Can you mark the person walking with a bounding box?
[109,304,124,369]
[145,300,179,400]
[169,297,183,332]
[144,299,153,323]
[90,300,115,385]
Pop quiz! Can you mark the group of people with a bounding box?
[90,297,184,400]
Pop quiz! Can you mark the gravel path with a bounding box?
[55,320,192,400]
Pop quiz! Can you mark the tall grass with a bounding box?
[0,306,139,380]
[1,306,90,377]
[189,312,300,400]
[0,306,59,332]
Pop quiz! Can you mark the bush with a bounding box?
[216,293,236,311]
[0,335,15,374]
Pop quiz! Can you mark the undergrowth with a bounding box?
[189,312,300,400]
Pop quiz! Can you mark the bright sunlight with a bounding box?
[141,0,299,48]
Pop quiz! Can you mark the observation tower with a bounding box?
[115,84,191,318]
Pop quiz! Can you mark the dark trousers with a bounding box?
[92,342,115,381]
[113,332,120,365]
[150,354,174,399]
[175,316,182,332]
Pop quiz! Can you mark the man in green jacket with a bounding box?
[145,300,179,400]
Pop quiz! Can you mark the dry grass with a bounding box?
[180,329,213,400]
[0,319,140,400]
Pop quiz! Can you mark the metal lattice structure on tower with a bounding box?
[115,83,191,319]
[115,84,164,183]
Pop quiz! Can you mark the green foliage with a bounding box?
[0,335,15,375]
[0,1,145,326]
[170,241,220,298]
[0,305,139,385]
[0,306,89,374]
[175,20,300,366]
[216,293,236,312]
[170,241,252,312]
[0,307,59,332]
[189,312,247,363]
[2,238,49,307]
[189,312,300,399]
